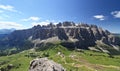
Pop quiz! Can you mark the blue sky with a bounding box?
[0,0,120,33]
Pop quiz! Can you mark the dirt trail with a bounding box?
[71,55,120,71]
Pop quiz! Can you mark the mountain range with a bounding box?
[0,28,15,39]
[0,21,120,71]
[0,21,120,54]
[0,28,15,34]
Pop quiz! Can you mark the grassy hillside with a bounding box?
[0,44,120,71]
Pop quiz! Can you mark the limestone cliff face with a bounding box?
[1,21,120,49]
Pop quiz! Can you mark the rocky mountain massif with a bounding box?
[0,21,120,71]
[0,21,120,53]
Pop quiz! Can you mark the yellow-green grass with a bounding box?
[0,45,120,71]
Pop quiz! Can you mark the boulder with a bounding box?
[29,58,65,71]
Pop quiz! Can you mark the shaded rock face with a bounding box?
[1,21,120,49]
[29,58,65,71]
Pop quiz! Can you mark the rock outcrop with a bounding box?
[29,58,65,71]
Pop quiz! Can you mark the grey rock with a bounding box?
[1,21,120,50]
[29,58,65,71]
[7,64,14,69]
[62,21,74,26]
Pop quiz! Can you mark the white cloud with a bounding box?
[111,11,120,18]
[31,22,49,26]
[93,15,105,21]
[31,20,58,26]
[0,5,16,12]
[0,21,24,29]
[0,4,21,13]
[22,16,40,21]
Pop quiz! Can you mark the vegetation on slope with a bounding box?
[0,44,120,71]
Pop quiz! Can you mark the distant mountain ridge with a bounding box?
[113,33,120,37]
[0,21,120,54]
[0,28,15,40]
[0,28,15,34]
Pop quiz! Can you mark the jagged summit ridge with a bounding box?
[1,21,120,51]
[33,21,99,29]
[31,21,118,44]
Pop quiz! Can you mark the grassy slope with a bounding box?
[0,45,120,71]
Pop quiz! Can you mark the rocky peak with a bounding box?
[77,23,90,27]
[90,24,98,28]
[1,21,120,50]
[62,21,75,26]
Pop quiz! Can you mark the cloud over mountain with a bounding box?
[111,11,120,18]
[93,15,105,21]
[0,21,24,29]
[31,20,58,26]
[22,17,40,21]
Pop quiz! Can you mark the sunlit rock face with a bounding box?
[1,21,120,49]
